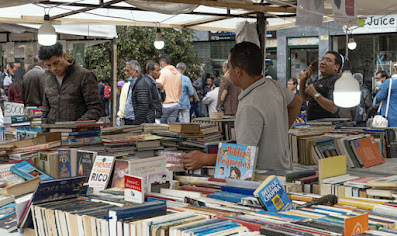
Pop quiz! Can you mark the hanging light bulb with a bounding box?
[38,14,57,46]
[348,37,357,50]
[333,60,361,108]
[154,28,164,50]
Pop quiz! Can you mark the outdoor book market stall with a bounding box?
[0,1,397,235]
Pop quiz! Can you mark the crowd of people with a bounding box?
[2,42,396,172]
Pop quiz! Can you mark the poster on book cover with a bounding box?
[333,0,358,26]
[88,156,115,192]
[296,0,324,27]
[214,143,257,180]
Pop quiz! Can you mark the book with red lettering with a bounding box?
[124,174,146,204]
[88,155,116,192]
[214,143,258,180]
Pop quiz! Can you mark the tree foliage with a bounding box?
[85,26,202,82]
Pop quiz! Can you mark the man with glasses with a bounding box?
[299,51,342,120]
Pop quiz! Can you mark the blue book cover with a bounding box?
[186,220,237,235]
[58,149,72,178]
[16,126,42,133]
[220,186,255,196]
[0,203,16,220]
[253,175,293,212]
[10,161,54,181]
[67,129,101,136]
[209,191,252,203]
[32,176,85,204]
[214,143,258,180]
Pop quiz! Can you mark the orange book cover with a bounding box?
[344,213,368,236]
[351,136,385,168]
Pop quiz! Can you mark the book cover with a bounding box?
[214,143,257,180]
[124,174,146,204]
[253,175,294,212]
[88,155,116,192]
[38,151,59,179]
[0,203,17,232]
[58,149,76,178]
[76,150,96,182]
[62,136,102,145]
[128,156,167,178]
[10,161,54,181]
[158,151,185,172]
[111,160,129,188]
[147,171,172,193]
[16,131,37,141]
[0,164,25,187]
[352,136,385,168]
[7,141,61,154]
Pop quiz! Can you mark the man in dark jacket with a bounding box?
[38,42,102,124]
[21,56,46,107]
[123,60,155,125]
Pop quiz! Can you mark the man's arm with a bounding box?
[305,85,338,114]
[21,80,26,106]
[217,77,229,111]
[298,67,315,102]
[287,94,303,128]
[78,73,102,121]
[180,151,217,170]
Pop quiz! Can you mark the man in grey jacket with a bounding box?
[22,56,46,107]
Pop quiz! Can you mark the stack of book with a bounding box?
[42,121,110,146]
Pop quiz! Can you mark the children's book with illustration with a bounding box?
[214,143,258,180]
[253,175,293,212]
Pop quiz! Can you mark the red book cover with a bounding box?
[124,174,145,204]
[352,136,385,168]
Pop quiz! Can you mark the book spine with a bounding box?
[67,130,101,136]
[8,143,51,154]
[62,136,102,145]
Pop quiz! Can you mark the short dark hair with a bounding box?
[143,59,153,74]
[229,42,263,77]
[159,54,172,65]
[38,42,63,61]
[325,51,343,73]
[147,61,159,73]
[213,78,221,87]
[288,78,298,85]
[376,70,388,79]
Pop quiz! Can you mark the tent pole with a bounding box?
[111,37,117,127]
[257,12,266,75]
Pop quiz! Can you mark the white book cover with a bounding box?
[88,155,116,192]
[124,174,146,204]
[0,163,25,187]
[128,156,166,177]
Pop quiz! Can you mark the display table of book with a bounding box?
[1,122,397,235]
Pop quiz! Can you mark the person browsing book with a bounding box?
[39,42,102,124]
[180,41,302,171]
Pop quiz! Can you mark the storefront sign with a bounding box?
[266,39,277,48]
[352,15,397,34]
[288,37,319,46]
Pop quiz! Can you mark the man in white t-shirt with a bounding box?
[202,78,220,115]
[180,42,302,171]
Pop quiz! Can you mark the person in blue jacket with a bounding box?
[376,66,397,127]
[176,62,194,123]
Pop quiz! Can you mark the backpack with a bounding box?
[103,82,111,99]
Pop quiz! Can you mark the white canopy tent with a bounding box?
[0,0,395,36]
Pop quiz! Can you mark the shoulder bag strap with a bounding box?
[385,78,393,118]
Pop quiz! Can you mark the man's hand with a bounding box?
[179,151,216,170]
[375,86,381,92]
[305,85,318,97]
[156,83,163,90]
[299,66,314,83]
